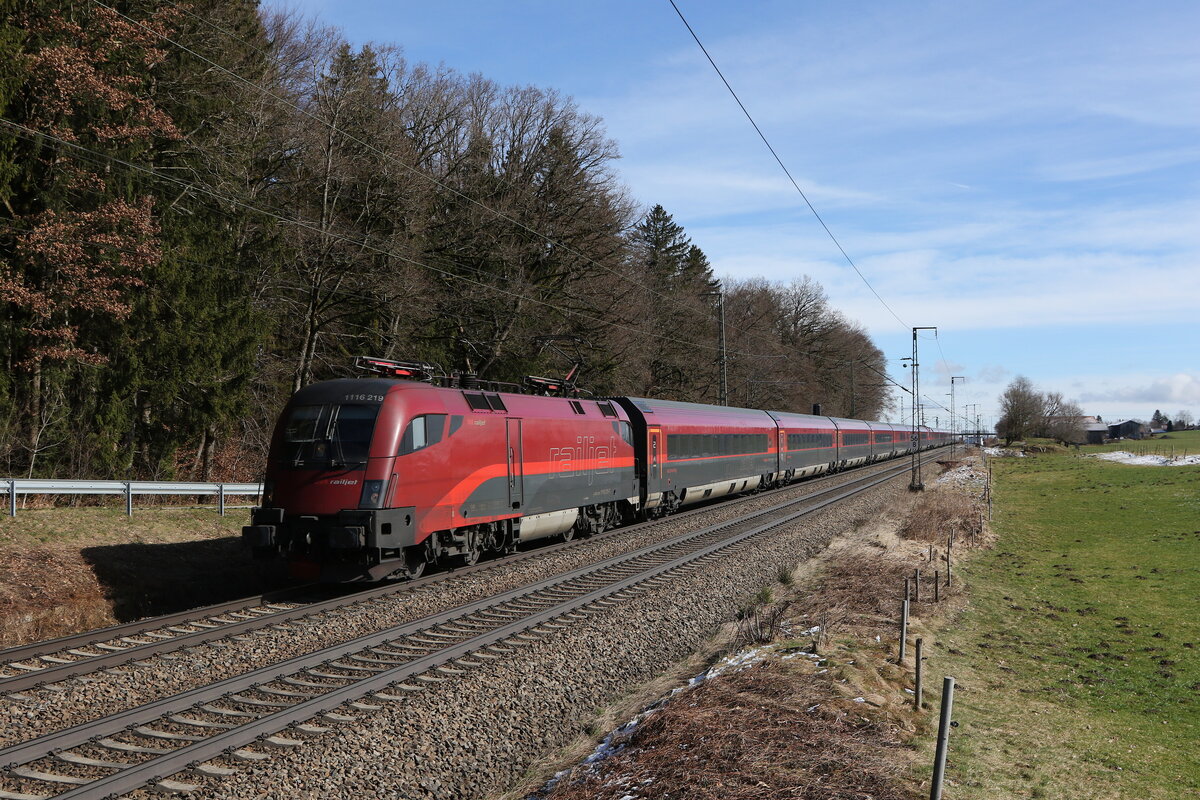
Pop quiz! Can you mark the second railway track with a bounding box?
[0,454,935,695]
[0,458,923,800]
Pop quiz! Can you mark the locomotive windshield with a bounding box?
[280,403,379,468]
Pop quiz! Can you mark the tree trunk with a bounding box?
[200,423,217,482]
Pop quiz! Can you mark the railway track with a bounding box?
[0,458,920,800]
[0,454,925,694]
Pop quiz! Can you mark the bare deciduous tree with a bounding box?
[996,376,1045,445]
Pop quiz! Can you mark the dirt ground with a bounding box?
[0,506,275,648]
[517,456,989,800]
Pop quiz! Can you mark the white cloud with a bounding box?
[1078,373,1200,405]
[977,365,1009,384]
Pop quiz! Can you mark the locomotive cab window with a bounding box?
[281,403,380,467]
[400,414,446,455]
[618,421,633,446]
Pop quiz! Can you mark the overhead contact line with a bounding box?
[89,0,797,359]
[667,0,908,330]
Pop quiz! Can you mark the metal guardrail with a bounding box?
[2,478,262,517]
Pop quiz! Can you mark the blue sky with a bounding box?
[280,0,1200,429]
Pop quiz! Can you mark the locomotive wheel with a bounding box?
[404,546,427,579]
[560,524,577,543]
[453,530,481,567]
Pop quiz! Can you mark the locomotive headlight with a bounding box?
[359,479,388,509]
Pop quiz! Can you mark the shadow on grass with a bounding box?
[80,537,289,621]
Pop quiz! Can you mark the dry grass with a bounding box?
[535,473,996,800]
[0,508,274,648]
[899,486,985,545]
[0,545,115,647]
[546,663,917,800]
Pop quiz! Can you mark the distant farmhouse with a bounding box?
[1082,417,1108,445]
[1107,419,1148,440]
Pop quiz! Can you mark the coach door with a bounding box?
[506,418,524,510]
[649,428,663,490]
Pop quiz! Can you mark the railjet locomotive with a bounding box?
[243,358,953,581]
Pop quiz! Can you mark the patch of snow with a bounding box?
[984,447,1024,457]
[1090,451,1200,467]
[935,463,987,488]
[853,696,866,703]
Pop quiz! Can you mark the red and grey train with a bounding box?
[243,360,954,581]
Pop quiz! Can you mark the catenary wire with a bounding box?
[667,0,908,330]
[0,118,787,361]
[667,0,943,414]
[94,0,798,358]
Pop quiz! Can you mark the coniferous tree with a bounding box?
[132,0,281,479]
[625,205,720,401]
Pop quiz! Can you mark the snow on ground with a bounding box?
[984,447,1024,457]
[1090,451,1200,467]
[935,462,987,489]
[528,636,826,798]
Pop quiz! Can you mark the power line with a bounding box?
[94,0,794,358]
[120,0,940,402]
[0,117,787,361]
[668,2,969,420]
[667,0,908,330]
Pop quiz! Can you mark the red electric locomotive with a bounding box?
[243,360,638,581]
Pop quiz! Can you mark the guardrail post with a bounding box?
[218,483,226,516]
[124,482,132,517]
[8,479,15,517]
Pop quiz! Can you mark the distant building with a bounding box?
[1107,419,1148,440]
[1083,423,1108,445]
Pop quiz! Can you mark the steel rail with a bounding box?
[0,460,914,799]
[0,453,930,692]
[0,590,310,667]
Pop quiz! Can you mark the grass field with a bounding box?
[935,438,1200,798]
[1091,427,1200,457]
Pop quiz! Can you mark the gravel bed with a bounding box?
[0,465,895,750]
[159,475,910,800]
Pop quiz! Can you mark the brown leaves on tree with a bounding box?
[1,3,180,371]
[2,196,160,367]
[21,5,181,144]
